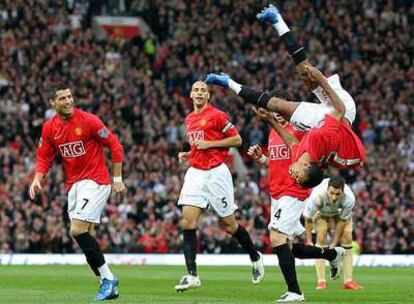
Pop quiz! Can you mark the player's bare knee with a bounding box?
[70,225,88,237]
[222,222,238,235]
[341,233,353,246]
[181,216,197,230]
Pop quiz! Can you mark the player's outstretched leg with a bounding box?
[291,244,346,280]
[206,73,300,120]
[219,216,265,284]
[315,259,327,290]
[273,243,305,302]
[71,221,119,301]
[175,228,201,292]
[175,206,203,292]
[341,244,363,289]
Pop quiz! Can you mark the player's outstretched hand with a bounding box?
[252,106,273,122]
[29,177,42,200]
[247,145,263,161]
[205,73,230,88]
[112,181,126,203]
[178,152,190,163]
[304,65,327,85]
[256,4,279,24]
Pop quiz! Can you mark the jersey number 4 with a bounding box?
[274,209,281,220]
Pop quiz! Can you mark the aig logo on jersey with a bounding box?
[268,144,290,160]
[58,141,86,158]
[187,131,204,145]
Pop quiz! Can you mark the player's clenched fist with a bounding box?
[252,106,273,122]
[248,145,263,160]
[178,152,190,163]
[193,140,211,150]
[303,65,327,85]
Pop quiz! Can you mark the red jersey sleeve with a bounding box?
[35,124,56,174]
[88,114,124,162]
[307,115,341,162]
[216,112,238,137]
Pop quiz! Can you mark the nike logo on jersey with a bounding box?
[58,141,86,158]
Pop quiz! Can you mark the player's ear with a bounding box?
[49,98,55,107]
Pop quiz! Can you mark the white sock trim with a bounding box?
[98,263,115,280]
[228,79,242,94]
[273,14,290,36]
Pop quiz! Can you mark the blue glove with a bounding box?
[205,73,230,88]
[256,4,280,24]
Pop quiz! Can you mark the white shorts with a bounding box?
[268,196,305,239]
[67,179,111,223]
[178,163,237,218]
[290,74,356,130]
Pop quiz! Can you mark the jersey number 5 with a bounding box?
[221,197,228,208]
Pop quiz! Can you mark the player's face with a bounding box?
[289,159,309,184]
[327,186,343,203]
[190,81,210,111]
[50,89,74,119]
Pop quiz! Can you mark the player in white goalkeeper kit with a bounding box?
[304,176,363,290]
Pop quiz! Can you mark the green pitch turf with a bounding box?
[0,265,413,303]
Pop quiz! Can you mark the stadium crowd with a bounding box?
[0,0,413,255]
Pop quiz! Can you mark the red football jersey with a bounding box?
[185,104,238,170]
[293,115,365,169]
[36,108,123,191]
[267,125,310,200]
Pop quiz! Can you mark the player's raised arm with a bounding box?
[303,66,345,121]
[247,145,268,166]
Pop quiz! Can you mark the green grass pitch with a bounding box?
[0,265,413,303]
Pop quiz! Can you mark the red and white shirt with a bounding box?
[185,104,238,170]
[293,115,366,169]
[267,125,310,201]
[36,108,123,191]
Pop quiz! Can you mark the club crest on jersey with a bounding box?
[200,119,207,127]
[74,127,83,136]
[98,127,109,138]
[187,131,204,145]
[58,141,86,158]
[268,144,290,160]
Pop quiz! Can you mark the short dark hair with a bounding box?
[328,176,345,190]
[300,162,324,188]
[47,82,69,100]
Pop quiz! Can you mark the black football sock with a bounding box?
[280,31,308,65]
[183,229,197,276]
[292,243,337,261]
[233,225,260,262]
[274,244,301,294]
[238,86,271,109]
[74,232,105,276]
